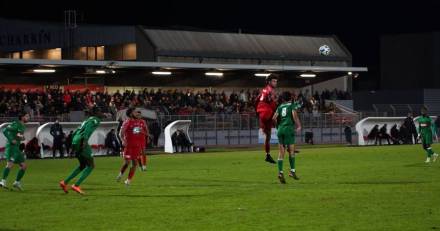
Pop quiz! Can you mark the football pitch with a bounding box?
[0,144,439,231]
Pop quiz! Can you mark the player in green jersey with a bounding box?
[272,92,302,184]
[59,107,103,194]
[416,106,438,163]
[0,112,30,190]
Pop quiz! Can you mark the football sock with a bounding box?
[74,166,93,186]
[277,159,283,173]
[128,167,136,180]
[427,148,434,157]
[16,169,25,182]
[64,166,82,184]
[120,163,128,175]
[288,156,296,171]
[2,167,10,180]
[140,155,147,166]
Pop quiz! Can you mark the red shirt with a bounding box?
[122,119,148,149]
[63,94,72,104]
[256,85,277,113]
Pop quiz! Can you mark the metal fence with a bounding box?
[156,113,361,146]
[0,113,362,146]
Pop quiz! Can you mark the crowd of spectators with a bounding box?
[0,87,351,118]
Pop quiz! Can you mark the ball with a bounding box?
[319,45,331,56]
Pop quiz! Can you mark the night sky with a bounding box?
[1,0,440,90]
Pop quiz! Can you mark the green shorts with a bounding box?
[277,127,296,145]
[421,133,433,146]
[72,143,93,158]
[5,144,25,164]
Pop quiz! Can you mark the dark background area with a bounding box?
[1,0,440,91]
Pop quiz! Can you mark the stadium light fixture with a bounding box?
[205,72,223,77]
[300,73,316,78]
[152,71,172,75]
[33,69,56,73]
[254,73,271,77]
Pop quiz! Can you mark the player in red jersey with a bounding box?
[116,107,148,186]
[256,74,278,164]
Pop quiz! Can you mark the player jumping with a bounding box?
[0,112,30,190]
[117,107,148,185]
[256,74,278,164]
[59,107,103,195]
[416,106,438,163]
[272,92,302,184]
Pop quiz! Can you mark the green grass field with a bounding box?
[1,144,439,231]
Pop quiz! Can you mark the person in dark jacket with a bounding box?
[149,120,161,147]
[50,120,64,158]
[390,124,400,145]
[65,130,73,157]
[403,113,417,144]
[399,124,411,144]
[344,122,352,145]
[105,129,120,155]
[25,137,40,159]
[378,124,391,145]
[368,125,380,145]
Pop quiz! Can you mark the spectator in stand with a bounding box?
[0,87,352,117]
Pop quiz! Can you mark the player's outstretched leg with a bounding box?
[71,157,94,195]
[0,161,13,189]
[277,144,286,184]
[125,160,138,186]
[432,152,439,162]
[424,143,434,163]
[140,154,147,171]
[287,145,299,180]
[12,163,27,191]
[117,162,129,182]
[264,129,276,164]
[60,165,82,193]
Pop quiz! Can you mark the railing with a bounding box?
[154,113,361,146]
[0,113,361,146]
[372,104,425,116]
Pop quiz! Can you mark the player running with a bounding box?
[416,106,438,163]
[116,107,148,185]
[0,112,30,190]
[256,74,278,164]
[59,107,103,195]
[272,92,302,184]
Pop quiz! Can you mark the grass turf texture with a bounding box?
[0,144,439,231]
